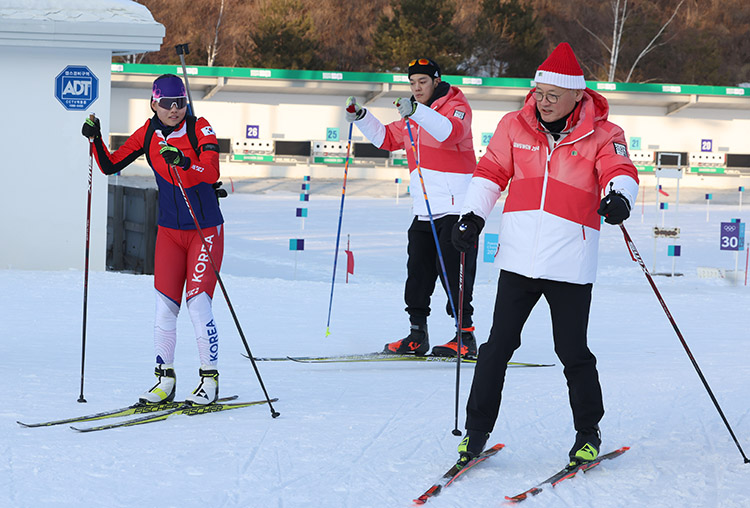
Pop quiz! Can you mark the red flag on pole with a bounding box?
[345,250,354,274]
[345,235,354,283]
[658,185,669,197]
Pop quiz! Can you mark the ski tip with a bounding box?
[16,421,30,427]
[325,327,331,337]
[413,488,436,505]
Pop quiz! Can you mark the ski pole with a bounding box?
[404,118,459,331]
[78,112,96,403]
[175,43,195,116]
[171,44,278,418]
[163,148,279,418]
[451,250,466,436]
[619,223,749,463]
[325,122,353,336]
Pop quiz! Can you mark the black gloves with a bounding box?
[451,212,485,252]
[597,190,631,225]
[159,144,189,169]
[213,181,228,199]
[81,116,101,140]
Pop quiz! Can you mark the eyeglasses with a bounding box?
[532,89,569,104]
[409,58,431,67]
[155,97,188,110]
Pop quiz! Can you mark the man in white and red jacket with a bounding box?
[451,43,639,467]
[345,58,478,358]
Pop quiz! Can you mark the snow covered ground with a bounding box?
[3,179,750,507]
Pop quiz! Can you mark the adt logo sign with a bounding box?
[55,65,99,111]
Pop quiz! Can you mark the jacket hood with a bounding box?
[520,87,610,140]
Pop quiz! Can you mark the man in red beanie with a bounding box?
[451,43,639,467]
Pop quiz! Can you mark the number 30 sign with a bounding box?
[720,221,745,251]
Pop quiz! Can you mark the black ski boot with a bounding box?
[457,429,490,467]
[431,328,477,358]
[383,324,429,355]
[569,425,601,465]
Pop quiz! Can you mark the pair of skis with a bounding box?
[414,444,629,505]
[17,395,277,432]
[250,352,554,367]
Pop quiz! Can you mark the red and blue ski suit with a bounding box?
[90,114,224,366]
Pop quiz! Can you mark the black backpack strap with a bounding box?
[185,115,200,155]
[143,120,156,169]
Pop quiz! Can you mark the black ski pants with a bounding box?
[465,270,604,433]
[404,215,477,330]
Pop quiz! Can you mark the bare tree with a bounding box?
[206,0,225,66]
[576,0,686,82]
[119,53,148,64]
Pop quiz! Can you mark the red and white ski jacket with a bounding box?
[462,88,639,284]
[354,84,475,218]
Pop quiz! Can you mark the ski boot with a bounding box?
[383,324,429,355]
[431,327,477,358]
[139,363,176,404]
[457,429,490,468]
[568,425,601,465]
[186,366,219,405]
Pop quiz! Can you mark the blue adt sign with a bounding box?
[55,65,98,110]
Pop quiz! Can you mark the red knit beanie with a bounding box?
[533,43,586,89]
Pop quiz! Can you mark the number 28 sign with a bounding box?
[720,221,745,251]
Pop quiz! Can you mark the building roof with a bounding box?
[0,0,164,54]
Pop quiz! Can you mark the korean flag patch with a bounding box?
[453,110,465,120]
[613,142,628,157]
[201,125,215,136]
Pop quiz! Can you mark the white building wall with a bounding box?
[0,46,112,271]
[0,0,163,271]
[111,87,750,181]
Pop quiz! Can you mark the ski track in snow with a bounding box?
[3,192,750,507]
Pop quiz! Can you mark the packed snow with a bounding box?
[2,177,749,507]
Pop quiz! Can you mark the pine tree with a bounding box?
[248,0,322,70]
[370,0,463,74]
[462,0,544,77]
